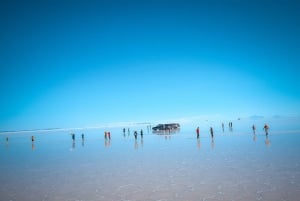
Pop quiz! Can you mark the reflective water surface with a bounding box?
[1,119,300,201]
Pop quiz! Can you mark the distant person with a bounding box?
[229,122,233,131]
[123,128,126,135]
[71,133,75,141]
[140,129,143,138]
[222,123,224,132]
[81,133,85,146]
[252,125,256,134]
[210,127,214,138]
[5,137,9,148]
[108,132,111,140]
[196,127,200,139]
[31,136,35,150]
[128,128,130,136]
[104,132,107,140]
[263,124,269,135]
[134,131,138,140]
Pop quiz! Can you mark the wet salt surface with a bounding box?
[1,126,300,201]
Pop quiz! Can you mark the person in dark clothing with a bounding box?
[252,125,256,134]
[134,131,138,140]
[210,127,214,138]
[140,129,143,138]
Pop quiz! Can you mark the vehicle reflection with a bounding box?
[152,128,180,135]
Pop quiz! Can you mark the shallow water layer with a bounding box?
[1,123,300,201]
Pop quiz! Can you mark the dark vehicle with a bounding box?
[152,123,180,131]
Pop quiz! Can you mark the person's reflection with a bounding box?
[72,141,75,150]
[140,138,144,148]
[265,135,271,147]
[197,138,201,149]
[164,135,171,140]
[105,138,111,148]
[253,133,256,142]
[134,139,139,150]
[32,142,35,151]
[211,138,215,149]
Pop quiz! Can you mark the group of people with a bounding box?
[2,123,271,150]
[134,129,143,140]
[196,127,214,139]
[196,123,270,138]
[252,124,269,135]
[104,132,111,140]
[70,133,85,141]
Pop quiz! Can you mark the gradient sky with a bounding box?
[0,0,299,130]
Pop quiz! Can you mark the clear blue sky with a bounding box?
[0,0,299,130]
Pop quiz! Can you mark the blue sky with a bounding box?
[0,0,299,130]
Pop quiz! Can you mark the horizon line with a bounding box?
[1,114,298,134]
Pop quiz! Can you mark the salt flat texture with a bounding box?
[1,120,300,201]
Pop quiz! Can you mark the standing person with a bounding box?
[81,133,85,147]
[5,137,9,148]
[31,136,35,150]
[222,123,224,132]
[71,133,75,142]
[128,128,130,136]
[123,128,126,135]
[229,122,233,131]
[108,132,111,140]
[134,131,138,140]
[210,127,214,138]
[140,129,143,138]
[104,132,107,140]
[252,124,256,134]
[263,124,269,135]
[196,127,200,139]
